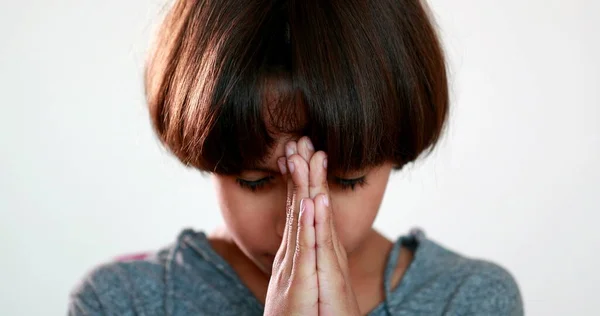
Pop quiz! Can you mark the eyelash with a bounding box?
[335,176,367,191]
[235,176,274,192]
[235,176,367,192]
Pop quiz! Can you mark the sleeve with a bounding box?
[67,262,135,316]
[68,278,105,316]
[444,261,524,316]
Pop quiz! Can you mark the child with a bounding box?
[69,0,523,315]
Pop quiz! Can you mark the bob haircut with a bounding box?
[145,0,449,175]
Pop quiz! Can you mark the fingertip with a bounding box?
[277,157,287,174]
[309,151,327,173]
[285,141,297,158]
[305,137,314,152]
[318,151,328,169]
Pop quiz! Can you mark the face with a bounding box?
[212,135,394,274]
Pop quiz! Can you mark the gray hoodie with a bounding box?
[68,228,523,315]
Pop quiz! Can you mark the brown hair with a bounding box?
[145,0,449,175]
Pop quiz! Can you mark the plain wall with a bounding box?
[1,0,598,315]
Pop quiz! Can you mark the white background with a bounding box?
[1,0,598,315]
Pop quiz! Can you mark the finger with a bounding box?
[297,136,315,163]
[282,141,297,261]
[282,141,298,253]
[325,196,349,275]
[276,156,290,249]
[314,193,343,275]
[291,198,316,281]
[285,140,298,159]
[309,152,346,268]
[284,144,311,261]
[309,151,328,199]
[273,156,290,273]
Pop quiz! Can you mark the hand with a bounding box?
[303,138,361,316]
[266,137,361,316]
[263,138,318,316]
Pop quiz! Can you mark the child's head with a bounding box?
[145,0,448,272]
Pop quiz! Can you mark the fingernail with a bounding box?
[300,199,306,213]
[287,160,295,173]
[323,158,327,170]
[277,158,287,174]
[286,144,295,157]
[322,195,329,207]
[306,139,314,151]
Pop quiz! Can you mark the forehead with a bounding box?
[261,77,307,135]
[256,87,308,170]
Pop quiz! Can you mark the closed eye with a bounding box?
[236,176,274,192]
[333,176,367,191]
[236,175,367,192]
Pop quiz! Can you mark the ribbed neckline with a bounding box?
[375,228,424,315]
[180,228,426,315]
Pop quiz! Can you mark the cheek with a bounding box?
[330,170,392,253]
[331,191,382,252]
[213,177,287,253]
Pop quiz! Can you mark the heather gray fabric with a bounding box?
[69,228,523,315]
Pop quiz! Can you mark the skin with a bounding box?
[210,136,414,315]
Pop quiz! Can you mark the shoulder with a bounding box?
[390,230,523,315]
[441,256,523,315]
[68,246,170,315]
[68,229,210,315]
